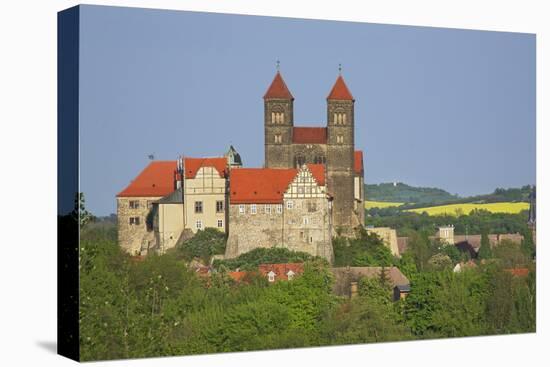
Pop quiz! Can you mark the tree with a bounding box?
[427,253,452,271]
[72,192,94,229]
[478,227,492,260]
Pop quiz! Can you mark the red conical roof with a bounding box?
[263,72,294,100]
[327,75,354,100]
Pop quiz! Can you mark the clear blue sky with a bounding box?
[78,5,536,216]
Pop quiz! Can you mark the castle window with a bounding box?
[239,204,245,214]
[129,217,140,225]
[216,200,224,213]
[217,219,223,228]
[303,217,309,225]
[251,204,257,214]
[298,187,304,194]
[265,204,271,214]
[334,112,346,125]
[194,201,203,214]
[307,202,317,212]
[310,236,313,243]
[276,204,283,214]
[287,201,294,209]
[271,112,284,124]
[129,200,140,209]
[274,134,282,143]
[196,220,202,230]
[337,135,344,144]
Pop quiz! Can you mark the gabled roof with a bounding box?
[264,71,294,100]
[354,150,364,175]
[327,75,354,101]
[292,127,327,144]
[230,165,325,204]
[330,266,410,297]
[184,157,228,179]
[117,161,176,197]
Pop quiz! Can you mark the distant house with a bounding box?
[330,266,410,301]
[228,263,305,284]
[396,228,524,259]
[258,263,305,282]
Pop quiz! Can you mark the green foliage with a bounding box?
[214,247,317,271]
[478,227,492,260]
[492,240,528,267]
[366,209,530,238]
[427,253,453,271]
[365,182,457,204]
[173,228,227,263]
[333,230,395,267]
[403,270,488,337]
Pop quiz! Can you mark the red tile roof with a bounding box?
[505,268,530,277]
[184,157,228,179]
[327,75,354,100]
[292,127,327,144]
[263,71,294,100]
[354,150,364,175]
[230,165,325,204]
[117,161,176,197]
[258,263,305,281]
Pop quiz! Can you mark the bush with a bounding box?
[174,228,226,263]
[214,247,318,271]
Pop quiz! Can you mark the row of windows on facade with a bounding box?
[294,156,326,166]
[238,201,317,214]
[273,134,344,144]
[128,200,153,209]
[194,200,224,214]
[270,112,347,125]
[128,216,224,230]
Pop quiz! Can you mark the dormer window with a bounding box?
[287,270,295,280]
[267,271,276,282]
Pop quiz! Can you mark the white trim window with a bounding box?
[217,219,223,228]
[196,220,202,230]
[251,204,257,214]
[303,217,309,225]
[239,204,245,214]
[265,204,271,214]
[287,201,294,209]
[276,204,283,214]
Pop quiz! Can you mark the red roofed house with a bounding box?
[259,263,305,282]
[116,156,231,255]
[225,164,334,262]
[263,71,365,232]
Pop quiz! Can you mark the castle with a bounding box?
[116,70,365,263]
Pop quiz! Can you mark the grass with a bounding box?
[405,202,529,216]
[364,200,405,209]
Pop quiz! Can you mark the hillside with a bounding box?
[365,182,457,204]
[365,183,533,206]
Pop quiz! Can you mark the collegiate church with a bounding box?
[263,70,365,229]
[116,69,365,262]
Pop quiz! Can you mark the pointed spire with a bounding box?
[327,73,354,101]
[263,69,294,100]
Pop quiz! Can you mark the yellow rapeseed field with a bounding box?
[406,202,529,216]
[364,200,404,209]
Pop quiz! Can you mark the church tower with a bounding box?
[264,70,294,168]
[326,73,356,229]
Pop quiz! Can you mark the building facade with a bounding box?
[225,164,334,262]
[263,71,365,232]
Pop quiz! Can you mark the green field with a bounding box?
[405,202,529,216]
[364,200,404,209]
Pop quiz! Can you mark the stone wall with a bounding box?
[117,196,160,255]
